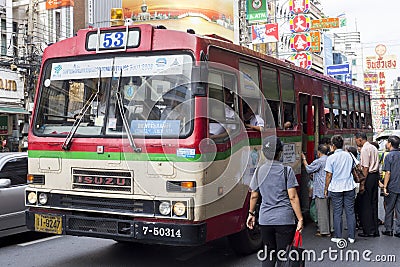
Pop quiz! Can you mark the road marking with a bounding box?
[18,235,62,247]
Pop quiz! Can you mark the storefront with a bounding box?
[0,68,29,152]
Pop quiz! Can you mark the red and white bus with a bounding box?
[25,24,371,253]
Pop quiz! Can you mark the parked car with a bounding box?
[0,152,28,237]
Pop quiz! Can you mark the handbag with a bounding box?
[349,152,366,193]
[282,230,305,267]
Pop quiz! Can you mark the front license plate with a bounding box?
[139,223,182,239]
[34,214,62,234]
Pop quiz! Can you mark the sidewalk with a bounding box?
[302,196,398,266]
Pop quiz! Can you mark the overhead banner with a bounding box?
[122,0,235,41]
[246,0,268,23]
[251,23,278,44]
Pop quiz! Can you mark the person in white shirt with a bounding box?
[243,103,264,132]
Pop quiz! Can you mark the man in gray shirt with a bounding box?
[302,144,331,236]
[382,135,400,237]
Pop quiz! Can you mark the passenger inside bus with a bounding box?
[209,88,236,139]
[243,102,264,132]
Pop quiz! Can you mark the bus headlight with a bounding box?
[159,201,171,216]
[38,193,48,205]
[173,202,186,216]
[27,192,37,204]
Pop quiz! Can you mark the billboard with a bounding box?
[310,18,339,30]
[251,23,278,44]
[365,55,397,70]
[247,0,268,23]
[122,0,235,42]
[326,63,350,76]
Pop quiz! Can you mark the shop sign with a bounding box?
[310,18,339,30]
[46,0,74,10]
[289,0,310,14]
[0,115,9,135]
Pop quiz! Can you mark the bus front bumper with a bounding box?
[26,211,207,246]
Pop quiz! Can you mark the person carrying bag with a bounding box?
[247,136,303,267]
[282,230,305,267]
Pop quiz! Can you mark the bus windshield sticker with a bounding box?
[130,120,181,136]
[176,148,196,159]
[50,55,186,81]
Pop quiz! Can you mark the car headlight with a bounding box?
[159,201,171,216]
[173,202,186,216]
[38,193,48,205]
[27,192,37,204]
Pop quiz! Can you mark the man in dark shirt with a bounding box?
[381,135,400,237]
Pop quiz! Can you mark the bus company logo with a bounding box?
[54,64,62,74]
[156,58,167,68]
[73,175,131,186]
[252,0,262,9]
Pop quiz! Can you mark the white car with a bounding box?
[0,152,28,237]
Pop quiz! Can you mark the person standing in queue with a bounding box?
[324,135,357,244]
[354,132,380,237]
[381,135,400,237]
[247,136,303,267]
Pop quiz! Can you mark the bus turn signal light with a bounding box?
[111,8,124,27]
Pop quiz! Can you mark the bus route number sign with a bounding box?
[86,28,140,51]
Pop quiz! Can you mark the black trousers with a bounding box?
[260,224,296,267]
[359,172,379,234]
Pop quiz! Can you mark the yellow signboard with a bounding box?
[310,31,321,52]
[311,18,339,30]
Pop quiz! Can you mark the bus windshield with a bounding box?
[33,54,194,138]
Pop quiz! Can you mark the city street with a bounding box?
[0,199,398,267]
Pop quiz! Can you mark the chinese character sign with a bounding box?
[290,14,310,33]
[247,0,268,23]
[291,52,312,69]
[310,31,321,52]
[290,33,311,51]
[251,23,279,44]
[289,0,310,14]
[310,18,339,30]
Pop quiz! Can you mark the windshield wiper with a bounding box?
[115,70,141,153]
[62,71,102,150]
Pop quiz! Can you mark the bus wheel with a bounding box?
[228,223,262,255]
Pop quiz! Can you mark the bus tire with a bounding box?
[228,224,262,255]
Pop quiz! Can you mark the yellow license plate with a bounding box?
[34,214,62,234]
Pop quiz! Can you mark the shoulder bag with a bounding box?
[349,152,366,193]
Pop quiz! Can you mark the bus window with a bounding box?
[324,108,331,129]
[242,98,264,132]
[261,67,280,128]
[208,72,240,140]
[34,54,194,138]
[280,72,296,128]
[341,110,348,128]
[333,109,340,129]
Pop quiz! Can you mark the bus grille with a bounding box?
[47,193,155,216]
[72,169,133,193]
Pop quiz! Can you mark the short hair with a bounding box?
[388,135,400,149]
[354,132,367,140]
[346,146,358,158]
[370,141,379,150]
[318,144,329,155]
[331,135,344,149]
[262,136,283,160]
[320,137,331,145]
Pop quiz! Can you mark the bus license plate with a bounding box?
[140,224,182,239]
[34,214,62,234]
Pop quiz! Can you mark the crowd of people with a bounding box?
[301,133,400,244]
[247,133,400,266]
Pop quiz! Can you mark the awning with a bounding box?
[0,106,30,115]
